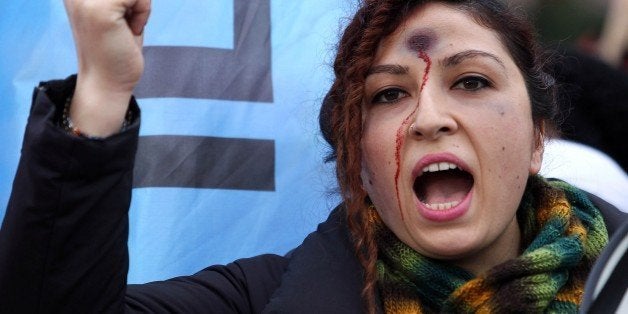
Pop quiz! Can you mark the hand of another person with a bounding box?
[64,0,151,137]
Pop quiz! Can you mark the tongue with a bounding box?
[418,171,472,205]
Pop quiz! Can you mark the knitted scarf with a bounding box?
[374,176,609,313]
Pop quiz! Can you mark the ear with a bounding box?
[529,122,545,175]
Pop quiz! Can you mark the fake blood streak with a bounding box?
[393,50,431,220]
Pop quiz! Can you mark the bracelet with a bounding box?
[61,95,133,139]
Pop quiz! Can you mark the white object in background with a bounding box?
[541,139,627,213]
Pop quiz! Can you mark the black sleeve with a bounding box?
[0,75,138,313]
[0,76,288,313]
[125,254,289,313]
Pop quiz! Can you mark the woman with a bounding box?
[0,0,620,313]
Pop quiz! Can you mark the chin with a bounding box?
[406,228,483,260]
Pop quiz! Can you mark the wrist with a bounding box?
[69,75,135,138]
[62,93,133,139]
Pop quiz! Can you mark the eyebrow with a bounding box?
[366,64,409,76]
[440,50,506,69]
[366,50,505,77]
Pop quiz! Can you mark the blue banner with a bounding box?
[0,0,351,283]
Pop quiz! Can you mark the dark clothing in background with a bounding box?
[554,49,628,172]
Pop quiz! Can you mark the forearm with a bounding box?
[0,76,140,312]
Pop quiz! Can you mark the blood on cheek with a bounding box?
[393,50,432,221]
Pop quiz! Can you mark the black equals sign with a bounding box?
[133,0,275,191]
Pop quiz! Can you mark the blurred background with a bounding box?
[513,0,626,69]
[510,0,628,175]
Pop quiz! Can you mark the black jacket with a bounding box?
[0,76,625,313]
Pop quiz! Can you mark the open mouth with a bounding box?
[413,162,474,210]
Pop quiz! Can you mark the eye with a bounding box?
[452,76,491,91]
[372,88,409,104]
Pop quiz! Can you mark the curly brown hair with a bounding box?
[318,0,559,312]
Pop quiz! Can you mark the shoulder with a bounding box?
[580,220,628,313]
[128,206,365,313]
[578,189,627,313]
[126,254,289,313]
[586,191,627,237]
[263,205,365,313]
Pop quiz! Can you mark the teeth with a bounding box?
[424,201,459,210]
[422,162,458,174]
[429,164,439,172]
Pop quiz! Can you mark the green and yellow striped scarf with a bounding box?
[374,176,609,313]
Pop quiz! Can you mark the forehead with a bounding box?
[375,3,512,63]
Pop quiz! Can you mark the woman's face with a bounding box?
[360,3,543,272]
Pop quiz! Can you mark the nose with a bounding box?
[408,89,458,141]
